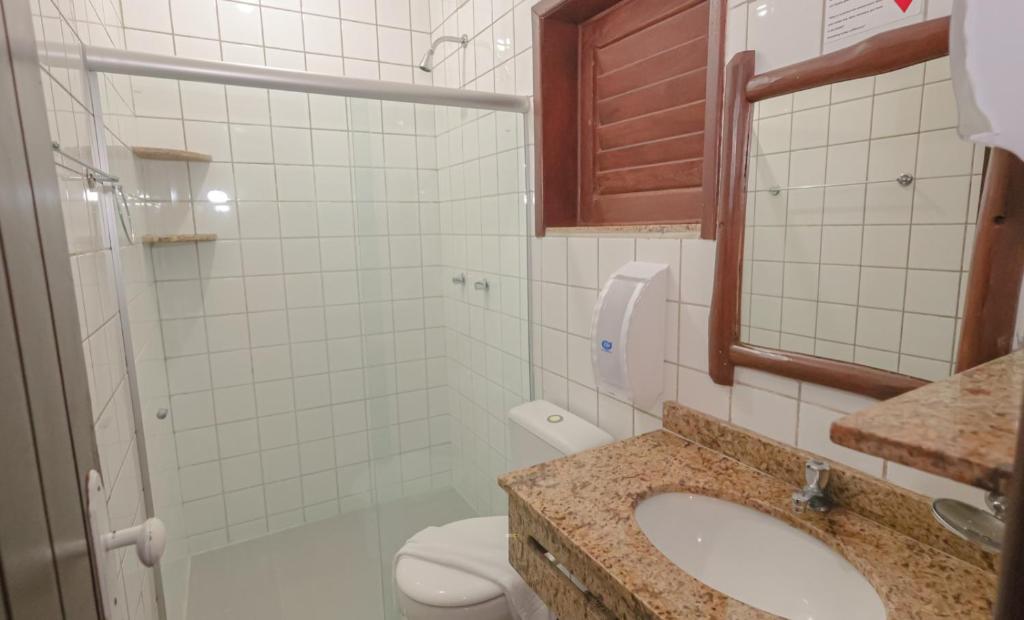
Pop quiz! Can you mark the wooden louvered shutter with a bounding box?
[533,0,725,237]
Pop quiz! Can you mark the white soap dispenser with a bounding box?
[591,261,668,410]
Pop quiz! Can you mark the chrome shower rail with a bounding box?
[51,141,118,186]
[51,141,135,243]
[81,46,532,114]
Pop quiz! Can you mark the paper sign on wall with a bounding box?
[824,0,923,47]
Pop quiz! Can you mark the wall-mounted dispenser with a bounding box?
[591,262,668,409]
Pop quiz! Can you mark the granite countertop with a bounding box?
[499,407,997,619]
[831,349,1023,495]
[544,223,701,238]
[141,233,219,244]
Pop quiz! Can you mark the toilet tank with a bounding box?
[508,400,614,470]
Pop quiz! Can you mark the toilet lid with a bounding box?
[395,516,509,607]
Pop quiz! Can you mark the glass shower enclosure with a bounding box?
[81,47,532,620]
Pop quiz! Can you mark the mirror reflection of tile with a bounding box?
[741,59,979,381]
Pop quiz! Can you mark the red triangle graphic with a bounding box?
[894,0,913,12]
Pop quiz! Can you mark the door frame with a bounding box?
[0,0,104,615]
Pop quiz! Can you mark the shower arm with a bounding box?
[418,34,469,72]
[432,35,469,48]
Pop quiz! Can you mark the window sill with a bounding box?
[542,224,701,239]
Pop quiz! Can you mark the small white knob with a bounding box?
[103,518,167,567]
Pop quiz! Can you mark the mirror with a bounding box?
[710,19,1024,401]
[739,58,983,382]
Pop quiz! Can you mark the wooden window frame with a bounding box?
[708,17,1024,401]
[532,0,727,238]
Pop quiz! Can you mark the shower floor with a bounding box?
[182,488,477,620]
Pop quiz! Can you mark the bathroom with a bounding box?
[0,0,1020,618]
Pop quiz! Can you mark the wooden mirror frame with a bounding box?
[709,17,1024,400]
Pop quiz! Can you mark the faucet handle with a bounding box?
[986,492,1008,520]
[804,460,830,490]
[792,460,833,513]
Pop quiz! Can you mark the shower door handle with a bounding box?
[87,470,167,618]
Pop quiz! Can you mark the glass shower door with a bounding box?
[122,79,529,620]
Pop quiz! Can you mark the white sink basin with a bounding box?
[635,493,885,620]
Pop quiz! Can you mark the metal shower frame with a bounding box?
[78,44,536,619]
[82,45,531,113]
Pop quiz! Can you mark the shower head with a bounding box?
[417,34,469,72]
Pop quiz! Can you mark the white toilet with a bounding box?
[394,400,614,619]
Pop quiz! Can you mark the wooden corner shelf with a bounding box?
[142,233,218,244]
[131,146,212,163]
[830,349,1023,495]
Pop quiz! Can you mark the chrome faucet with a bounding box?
[792,460,833,513]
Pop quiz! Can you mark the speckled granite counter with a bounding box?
[141,233,218,244]
[499,405,997,620]
[544,223,701,238]
[831,349,1023,495]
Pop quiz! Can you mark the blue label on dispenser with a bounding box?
[601,340,613,352]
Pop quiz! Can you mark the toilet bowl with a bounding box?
[394,400,614,620]
[395,516,513,619]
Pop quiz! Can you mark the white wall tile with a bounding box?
[303,13,343,55]
[734,367,798,399]
[127,0,172,31]
[597,238,635,285]
[637,239,681,301]
[679,240,716,305]
[678,304,710,372]
[828,99,872,144]
[730,385,797,445]
[540,282,566,331]
[566,237,597,289]
[870,87,922,138]
[917,129,975,178]
[745,0,823,72]
[885,463,985,507]
[797,404,883,476]
[218,1,264,45]
[180,460,224,502]
[184,496,227,535]
[676,367,730,420]
[597,394,633,440]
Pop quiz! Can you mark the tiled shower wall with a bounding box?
[34,0,163,616]
[116,0,509,560]
[115,0,535,563]
[136,95,453,555]
[428,0,987,509]
[436,107,531,515]
[121,0,435,89]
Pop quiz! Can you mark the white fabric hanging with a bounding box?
[950,0,1024,161]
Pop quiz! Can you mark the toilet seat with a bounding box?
[396,587,511,620]
[395,516,514,619]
